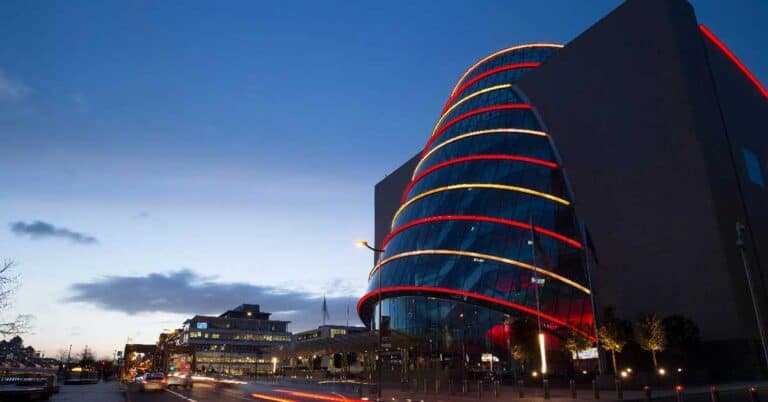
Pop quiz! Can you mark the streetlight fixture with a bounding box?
[356,239,385,402]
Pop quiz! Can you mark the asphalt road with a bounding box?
[125,381,367,402]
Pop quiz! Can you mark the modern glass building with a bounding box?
[358,44,596,374]
[365,0,768,381]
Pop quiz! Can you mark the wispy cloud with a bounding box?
[130,211,150,220]
[65,270,362,331]
[0,69,29,99]
[10,221,98,245]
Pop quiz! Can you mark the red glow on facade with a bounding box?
[442,62,541,113]
[357,285,595,341]
[402,154,558,203]
[383,214,582,249]
[423,104,532,156]
[699,24,768,99]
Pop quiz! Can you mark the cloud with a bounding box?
[9,221,98,245]
[0,70,29,99]
[65,270,362,331]
[131,211,150,220]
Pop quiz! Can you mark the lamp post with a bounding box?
[736,222,768,371]
[357,240,385,402]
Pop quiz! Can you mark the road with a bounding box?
[125,381,367,402]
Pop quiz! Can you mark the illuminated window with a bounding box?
[743,147,765,188]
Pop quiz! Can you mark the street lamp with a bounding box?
[356,239,385,402]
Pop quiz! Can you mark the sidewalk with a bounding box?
[373,381,768,402]
[53,380,124,402]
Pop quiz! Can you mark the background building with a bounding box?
[175,304,291,375]
[367,0,768,380]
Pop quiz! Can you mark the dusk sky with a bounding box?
[1,0,766,358]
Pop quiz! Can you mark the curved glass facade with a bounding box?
[359,44,595,374]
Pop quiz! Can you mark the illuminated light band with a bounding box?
[442,62,541,113]
[422,104,533,157]
[413,128,549,179]
[699,25,768,99]
[435,84,513,131]
[380,215,582,250]
[391,183,571,228]
[250,393,298,402]
[357,285,595,341]
[402,154,558,203]
[273,389,363,402]
[450,44,563,97]
[367,249,591,294]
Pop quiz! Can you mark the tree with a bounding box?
[0,260,32,337]
[563,332,592,358]
[562,331,593,376]
[634,313,665,369]
[598,321,628,375]
[508,319,538,373]
[662,314,700,366]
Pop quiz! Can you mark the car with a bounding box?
[139,372,166,392]
[166,372,192,389]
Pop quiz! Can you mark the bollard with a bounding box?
[592,379,600,399]
[494,380,500,398]
[463,379,469,395]
[616,379,623,400]
[644,385,652,402]
[448,379,454,395]
[710,386,720,402]
[435,378,440,394]
[570,379,577,399]
[478,380,484,399]
[423,378,428,393]
[518,379,525,398]
[675,385,685,402]
[544,379,550,400]
[748,387,760,402]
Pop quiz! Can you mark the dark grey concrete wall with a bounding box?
[374,153,420,263]
[517,0,754,342]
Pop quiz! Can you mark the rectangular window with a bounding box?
[743,147,765,188]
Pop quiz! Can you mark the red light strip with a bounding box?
[450,44,563,96]
[382,214,582,249]
[357,285,595,341]
[699,24,768,99]
[273,389,363,402]
[442,62,540,113]
[401,154,557,203]
[423,104,532,156]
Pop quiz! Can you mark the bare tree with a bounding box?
[56,348,70,362]
[0,259,33,337]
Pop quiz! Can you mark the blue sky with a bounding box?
[1,0,766,358]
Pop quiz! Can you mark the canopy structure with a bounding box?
[267,330,412,359]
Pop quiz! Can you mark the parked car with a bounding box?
[139,372,166,392]
[166,372,192,389]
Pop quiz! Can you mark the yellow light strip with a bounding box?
[392,183,570,227]
[450,43,563,96]
[539,332,548,374]
[413,128,548,178]
[433,84,512,133]
[367,249,591,294]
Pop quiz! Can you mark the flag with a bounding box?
[322,294,330,325]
